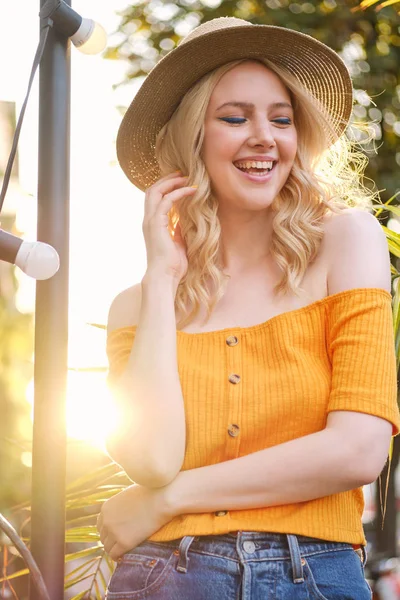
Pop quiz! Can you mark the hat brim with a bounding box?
[117,24,353,191]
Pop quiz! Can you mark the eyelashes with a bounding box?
[219,117,247,124]
[218,117,292,125]
[273,118,292,125]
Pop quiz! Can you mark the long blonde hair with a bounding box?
[155,58,377,330]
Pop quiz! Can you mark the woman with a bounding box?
[98,17,400,599]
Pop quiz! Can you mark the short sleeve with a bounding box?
[106,327,137,387]
[326,288,400,436]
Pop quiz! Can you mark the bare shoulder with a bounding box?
[322,207,391,295]
[107,283,142,334]
[323,206,376,234]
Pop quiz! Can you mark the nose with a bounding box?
[248,118,276,148]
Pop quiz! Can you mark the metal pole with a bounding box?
[29,1,70,598]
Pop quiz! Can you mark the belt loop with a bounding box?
[361,545,368,568]
[176,535,195,574]
[286,534,304,583]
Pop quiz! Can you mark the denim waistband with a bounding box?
[144,531,365,583]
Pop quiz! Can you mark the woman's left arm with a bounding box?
[98,411,391,560]
[164,410,392,517]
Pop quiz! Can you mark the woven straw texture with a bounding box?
[116,17,353,191]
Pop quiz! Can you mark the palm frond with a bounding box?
[352,0,400,11]
[70,591,90,600]
[87,322,107,330]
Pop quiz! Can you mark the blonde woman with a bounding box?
[97,17,400,599]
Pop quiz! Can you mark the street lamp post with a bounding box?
[29,4,71,598]
[27,3,106,598]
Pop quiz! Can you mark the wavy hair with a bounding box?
[155,58,377,330]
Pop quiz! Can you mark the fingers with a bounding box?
[109,543,124,562]
[97,513,105,543]
[97,513,125,561]
[150,170,184,189]
[159,186,197,207]
[99,527,106,546]
[98,522,116,556]
[97,512,110,550]
[145,172,194,221]
[144,187,196,232]
[147,172,187,198]
[103,534,116,555]
[100,531,129,562]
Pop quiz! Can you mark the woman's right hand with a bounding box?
[142,171,197,283]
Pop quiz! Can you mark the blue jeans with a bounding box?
[105,531,372,599]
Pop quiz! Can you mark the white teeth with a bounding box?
[234,160,274,170]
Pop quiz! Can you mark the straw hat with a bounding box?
[117,16,353,191]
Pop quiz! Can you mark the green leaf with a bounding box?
[65,526,100,543]
[65,557,99,584]
[381,225,400,258]
[65,546,103,563]
[94,578,103,599]
[66,484,125,506]
[387,240,400,259]
[104,552,116,573]
[66,462,124,492]
[0,566,29,583]
[382,225,400,243]
[64,570,99,590]
[372,193,400,219]
[87,322,107,330]
[376,203,400,218]
[66,514,99,527]
[66,487,124,509]
[98,567,108,589]
[69,591,89,600]
[393,285,400,371]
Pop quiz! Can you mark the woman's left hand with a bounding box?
[97,483,174,561]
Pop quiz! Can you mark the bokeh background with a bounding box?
[0,0,400,597]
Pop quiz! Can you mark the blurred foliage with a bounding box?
[0,296,33,508]
[104,0,400,201]
[0,216,34,598]
[0,218,34,512]
[0,462,130,598]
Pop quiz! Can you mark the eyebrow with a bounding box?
[215,101,293,111]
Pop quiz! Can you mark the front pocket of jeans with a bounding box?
[302,558,330,600]
[302,549,372,600]
[106,548,176,599]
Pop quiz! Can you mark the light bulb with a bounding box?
[71,19,107,55]
[40,1,107,55]
[15,241,60,280]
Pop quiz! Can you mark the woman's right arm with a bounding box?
[105,268,186,489]
[104,172,197,489]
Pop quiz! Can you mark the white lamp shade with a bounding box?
[15,241,60,280]
[71,19,107,55]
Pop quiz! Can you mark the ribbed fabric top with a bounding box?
[107,287,400,545]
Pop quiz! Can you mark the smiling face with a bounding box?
[202,61,298,213]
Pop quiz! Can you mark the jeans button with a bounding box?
[243,541,256,553]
